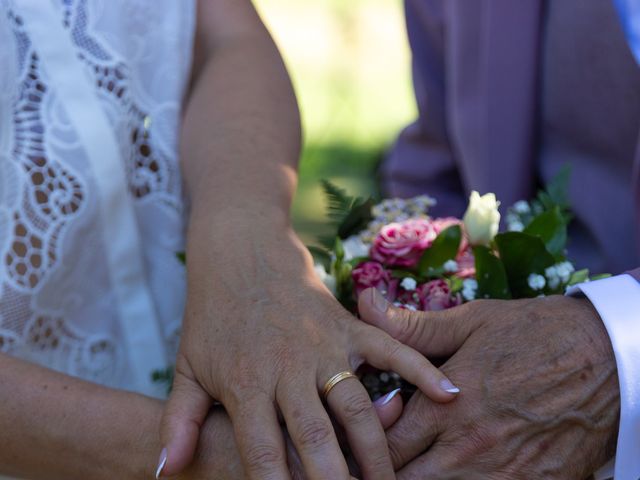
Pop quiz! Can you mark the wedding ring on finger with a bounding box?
[322,371,358,400]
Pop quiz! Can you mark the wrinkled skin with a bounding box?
[359,292,620,480]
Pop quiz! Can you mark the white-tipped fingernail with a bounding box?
[372,288,389,313]
[440,379,460,394]
[379,388,401,406]
[155,448,167,479]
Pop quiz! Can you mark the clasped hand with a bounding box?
[357,289,620,480]
[158,227,458,480]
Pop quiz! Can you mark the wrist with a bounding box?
[101,393,164,480]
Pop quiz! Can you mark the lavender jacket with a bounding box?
[382,0,640,276]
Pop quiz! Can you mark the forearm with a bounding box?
[181,1,301,231]
[0,353,161,480]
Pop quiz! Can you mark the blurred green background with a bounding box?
[253,0,416,244]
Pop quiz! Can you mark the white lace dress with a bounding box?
[0,0,196,398]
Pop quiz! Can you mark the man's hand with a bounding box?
[358,289,620,479]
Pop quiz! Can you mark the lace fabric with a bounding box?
[0,0,195,392]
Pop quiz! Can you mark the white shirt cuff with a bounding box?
[567,274,640,480]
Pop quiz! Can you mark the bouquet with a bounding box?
[311,169,607,398]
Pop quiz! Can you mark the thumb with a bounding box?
[358,287,474,357]
[373,388,403,429]
[157,362,212,478]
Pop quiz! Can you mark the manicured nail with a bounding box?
[155,448,167,479]
[371,288,389,313]
[376,388,401,406]
[440,379,460,394]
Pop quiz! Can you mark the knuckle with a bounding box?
[244,443,284,472]
[386,432,408,468]
[460,424,498,458]
[342,394,375,425]
[382,337,404,363]
[295,417,334,450]
[364,453,392,474]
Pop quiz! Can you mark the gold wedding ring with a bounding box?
[322,371,358,399]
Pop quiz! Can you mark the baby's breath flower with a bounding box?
[528,273,546,291]
[400,277,418,291]
[545,262,575,289]
[513,200,531,214]
[506,212,525,232]
[462,279,478,301]
[443,260,458,273]
[342,236,370,261]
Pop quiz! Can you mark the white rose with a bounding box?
[313,263,336,295]
[463,191,501,246]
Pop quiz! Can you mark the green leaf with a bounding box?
[176,252,186,265]
[348,256,371,267]
[495,232,555,298]
[447,276,465,295]
[523,207,567,258]
[320,179,374,242]
[418,225,462,276]
[334,237,345,262]
[568,268,590,286]
[473,246,511,299]
[337,198,375,239]
[545,165,571,208]
[590,273,612,281]
[307,245,332,270]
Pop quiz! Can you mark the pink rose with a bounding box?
[371,219,438,267]
[352,262,397,299]
[416,279,461,311]
[455,249,476,279]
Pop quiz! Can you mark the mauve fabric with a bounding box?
[384,0,640,274]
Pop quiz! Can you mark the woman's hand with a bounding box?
[159,217,459,480]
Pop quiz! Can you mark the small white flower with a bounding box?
[372,205,385,218]
[528,273,546,291]
[400,277,418,291]
[545,262,574,288]
[513,200,531,215]
[462,279,478,301]
[545,266,560,289]
[443,260,458,273]
[556,261,575,283]
[505,213,524,232]
[463,191,501,246]
[342,236,370,261]
[314,263,336,294]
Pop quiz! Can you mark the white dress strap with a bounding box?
[18,0,168,397]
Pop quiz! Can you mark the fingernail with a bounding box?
[376,388,401,406]
[155,448,167,479]
[371,288,389,313]
[440,379,460,394]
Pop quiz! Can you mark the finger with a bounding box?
[385,393,443,470]
[373,388,403,429]
[325,374,395,480]
[397,443,459,480]
[277,382,350,479]
[228,392,291,480]
[357,328,460,401]
[158,362,212,477]
[358,287,476,356]
[284,430,305,480]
